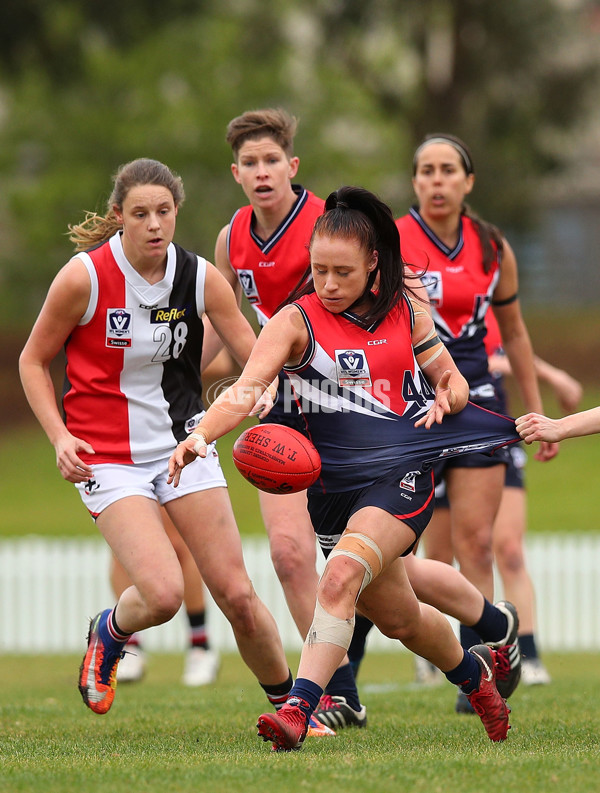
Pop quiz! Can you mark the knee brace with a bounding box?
[327,532,384,597]
[306,598,355,650]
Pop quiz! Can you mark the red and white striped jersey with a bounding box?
[63,232,207,464]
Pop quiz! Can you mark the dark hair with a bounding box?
[68,158,185,252]
[285,186,413,328]
[226,108,297,159]
[413,133,504,273]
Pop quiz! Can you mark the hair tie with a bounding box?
[336,200,349,209]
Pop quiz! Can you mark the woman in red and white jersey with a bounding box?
[395,134,558,691]
[19,158,291,718]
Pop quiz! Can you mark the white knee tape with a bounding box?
[306,598,355,650]
[327,532,384,597]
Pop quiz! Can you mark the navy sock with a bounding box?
[289,678,323,717]
[324,662,361,711]
[519,633,538,660]
[445,649,481,695]
[459,623,481,651]
[187,610,209,649]
[348,615,374,677]
[471,599,508,645]
[261,670,293,710]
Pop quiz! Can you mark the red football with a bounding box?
[232,424,321,494]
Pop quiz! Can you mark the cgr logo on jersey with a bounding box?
[335,349,372,387]
[238,269,260,303]
[106,308,132,348]
[150,306,188,323]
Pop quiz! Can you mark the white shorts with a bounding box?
[74,444,226,519]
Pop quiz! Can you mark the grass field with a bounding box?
[2,387,599,538]
[1,650,599,793]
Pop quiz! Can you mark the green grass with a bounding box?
[1,651,599,793]
[2,389,599,538]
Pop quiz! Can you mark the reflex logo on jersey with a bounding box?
[150,306,189,323]
[106,309,132,348]
[335,349,372,387]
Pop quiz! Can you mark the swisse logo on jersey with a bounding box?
[335,349,372,387]
[150,306,189,323]
[106,308,132,347]
[238,269,260,302]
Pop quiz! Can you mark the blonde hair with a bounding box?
[226,108,298,160]
[68,158,185,252]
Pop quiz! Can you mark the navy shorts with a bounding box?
[435,442,526,508]
[308,465,435,560]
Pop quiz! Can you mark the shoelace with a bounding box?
[493,645,514,681]
[318,694,337,710]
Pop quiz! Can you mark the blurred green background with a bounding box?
[1,1,599,538]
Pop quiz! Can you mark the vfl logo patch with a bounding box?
[238,270,260,303]
[106,309,132,348]
[421,271,442,306]
[399,470,420,493]
[335,349,372,387]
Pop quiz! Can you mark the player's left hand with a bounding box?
[414,370,454,429]
[533,440,559,462]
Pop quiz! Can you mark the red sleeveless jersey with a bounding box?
[396,208,501,395]
[227,186,324,325]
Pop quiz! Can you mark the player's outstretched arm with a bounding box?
[516,406,600,443]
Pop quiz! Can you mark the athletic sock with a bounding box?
[459,623,482,652]
[289,678,323,717]
[100,606,131,650]
[187,610,209,649]
[471,598,508,644]
[445,649,481,695]
[261,670,293,710]
[347,615,374,677]
[519,633,538,660]
[324,662,361,711]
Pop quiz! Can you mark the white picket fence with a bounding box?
[1,534,599,654]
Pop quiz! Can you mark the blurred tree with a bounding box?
[299,0,600,227]
[0,0,598,328]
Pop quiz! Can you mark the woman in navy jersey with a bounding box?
[213,109,363,733]
[395,135,558,700]
[419,312,582,691]
[19,158,291,718]
[170,186,522,749]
